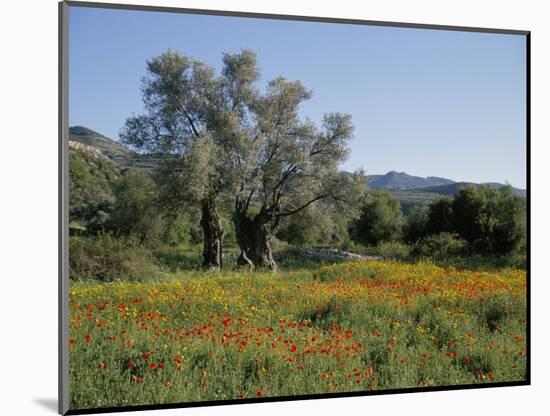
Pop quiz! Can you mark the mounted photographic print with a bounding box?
[59,1,530,414]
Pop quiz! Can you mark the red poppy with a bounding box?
[127,361,133,368]
[256,390,264,397]
[85,334,91,343]
[141,353,149,360]
[149,362,156,369]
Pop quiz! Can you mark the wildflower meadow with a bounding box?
[68,261,527,409]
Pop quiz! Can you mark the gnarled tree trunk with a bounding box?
[235,208,277,271]
[200,198,224,270]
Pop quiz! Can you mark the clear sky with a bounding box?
[69,6,527,188]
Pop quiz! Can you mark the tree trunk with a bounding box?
[200,198,224,270]
[235,208,277,271]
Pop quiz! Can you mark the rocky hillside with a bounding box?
[69,126,160,172]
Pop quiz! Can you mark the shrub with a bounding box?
[414,232,468,260]
[69,233,158,281]
[161,213,192,246]
[153,245,202,271]
[370,241,411,261]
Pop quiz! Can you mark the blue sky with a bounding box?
[69,6,527,188]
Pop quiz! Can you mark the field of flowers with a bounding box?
[68,260,527,410]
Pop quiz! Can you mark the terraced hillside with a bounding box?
[69,126,161,173]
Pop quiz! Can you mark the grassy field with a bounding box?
[68,260,526,410]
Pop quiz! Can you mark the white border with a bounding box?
[2,1,548,416]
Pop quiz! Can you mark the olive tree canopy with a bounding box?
[120,50,225,269]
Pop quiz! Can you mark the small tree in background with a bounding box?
[451,185,525,255]
[426,197,454,236]
[351,190,404,246]
[107,171,162,244]
[404,205,429,243]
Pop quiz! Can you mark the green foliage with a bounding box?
[153,245,203,271]
[405,205,429,243]
[426,197,454,235]
[451,185,525,255]
[161,213,193,247]
[413,232,468,260]
[276,202,350,246]
[411,185,526,257]
[69,149,118,233]
[370,241,411,261]
[107,171,162,244]
[351,190,404,246]
[69,234,158,281]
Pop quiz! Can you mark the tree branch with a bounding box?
[177,101,200,137]
[275,194,330,217]
[244,188,255,212]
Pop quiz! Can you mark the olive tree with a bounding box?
[120,51,225,269]
[122,48,365,271]
[217,69,365,270]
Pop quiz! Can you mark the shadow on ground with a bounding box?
[34,398,57,413]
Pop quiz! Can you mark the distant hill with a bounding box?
[368,171,455,190]
[351,170,526,215]
[414,182,527,197]
[69,126,161,172]
[69,126,131,160]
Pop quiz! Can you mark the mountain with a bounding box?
[368,171,455,190]
[69,126,160,172]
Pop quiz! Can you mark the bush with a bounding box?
[153,244,202,271]
[414,232,468,260]
[161,213,193,246]
[370,241,411,261]
[69,233,158,281]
